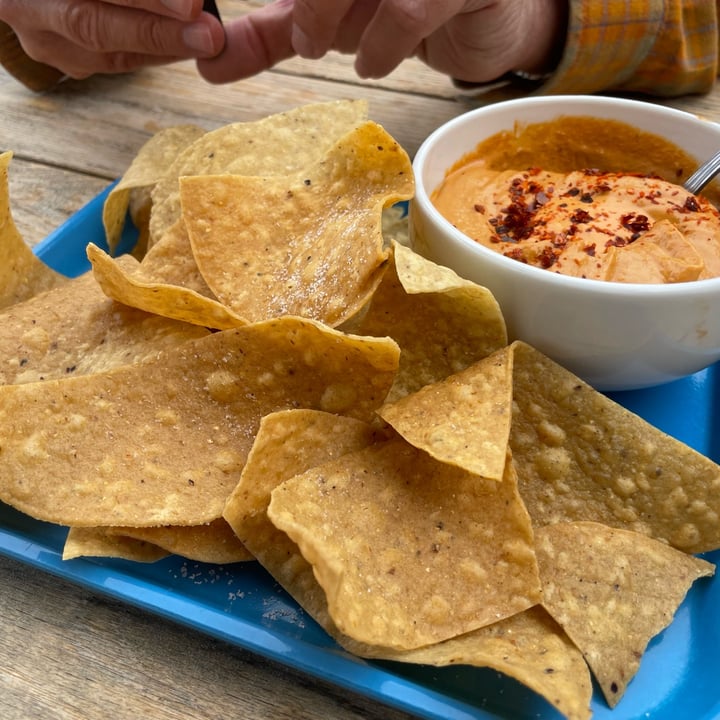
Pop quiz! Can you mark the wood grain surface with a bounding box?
[2,2,720,718]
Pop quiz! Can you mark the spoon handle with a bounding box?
[683,149,720,195]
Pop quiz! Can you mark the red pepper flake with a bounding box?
[620,213,650,234]
[570,209,592,224]
[684,195,700,212]
[538,246,559,268]
[495,193,535,241]
[473,203,486,214]
[606,236,628,248]
[503,247,528,263]
[584,243,596,256]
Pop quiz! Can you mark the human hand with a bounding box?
[0,0,225,79]
[198,0,566,85]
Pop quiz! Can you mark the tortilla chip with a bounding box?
[381,204,410,246]
[223,408,382,619]
[136,218,214,296]
[102,124,206,255]
[510,341,720,553]
[87,243,247,330]
[109,519,251,564]
[65,519,250,564]
[0,318,399,527]
[268,440,541,650]
[180,121,413,327]
[0,152,65,309]
[63,527,169,563]
[0,255,209,385]
[351,242,507,401]
[535,521,715,706]
[127,185,153,259]
[363,606,593,720]
[149,99,368,245]
[379,347,513,480]
[223,410,589,718]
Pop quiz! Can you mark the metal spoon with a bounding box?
[683,149,720,194]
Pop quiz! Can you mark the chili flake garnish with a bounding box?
[620,213,650,235]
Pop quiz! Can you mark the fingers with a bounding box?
[289,0,355,58]
[99,0,205,21]
[197,0,294,83]
[51,2,223,56]
[0,0,225,78]
[352,0,466,77]
[198,0,466,85]
[19,29,188,79]
[287,0,466,76]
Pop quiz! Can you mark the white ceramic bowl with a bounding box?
[410,95,720,391]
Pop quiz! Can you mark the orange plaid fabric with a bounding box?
[543,0,719,96]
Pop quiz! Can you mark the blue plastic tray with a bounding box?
[1,184,718,720]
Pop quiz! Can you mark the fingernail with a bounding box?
[183,23,215,55]
[162,0,194,19]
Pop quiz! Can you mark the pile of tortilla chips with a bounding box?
[1,100,718,720]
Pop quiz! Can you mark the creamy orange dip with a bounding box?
[432,165,720,282]
[430,116,720,283]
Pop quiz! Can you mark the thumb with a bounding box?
[197,1,294,83]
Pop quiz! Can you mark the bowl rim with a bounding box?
[412,95,720,298]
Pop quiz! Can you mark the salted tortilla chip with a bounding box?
[109,519,251,564]
[0,152,65,308]
[103,124,206,254]
[63,527,169,563]
[268,440,540,650]
[65,519,250,564]
[379,347,513,480]
[223,408,381,624]
[381,204,410,246]
[149,99,368,245]
[87,243,247,330]
[136,218,214,296]
[535,521,715,706]
[127,185,153,259]
[352,242,507,401]
[362,606,593,720]
[223,411,589,718]
[510,341,720,553]
[181,121,413,327]
[0,254,209,385]
[0,317,399,527]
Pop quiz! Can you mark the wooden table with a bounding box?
[1,3,720,718]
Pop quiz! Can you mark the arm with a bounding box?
[542,0,719,96]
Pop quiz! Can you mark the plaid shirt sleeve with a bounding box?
[542,0,719,96]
